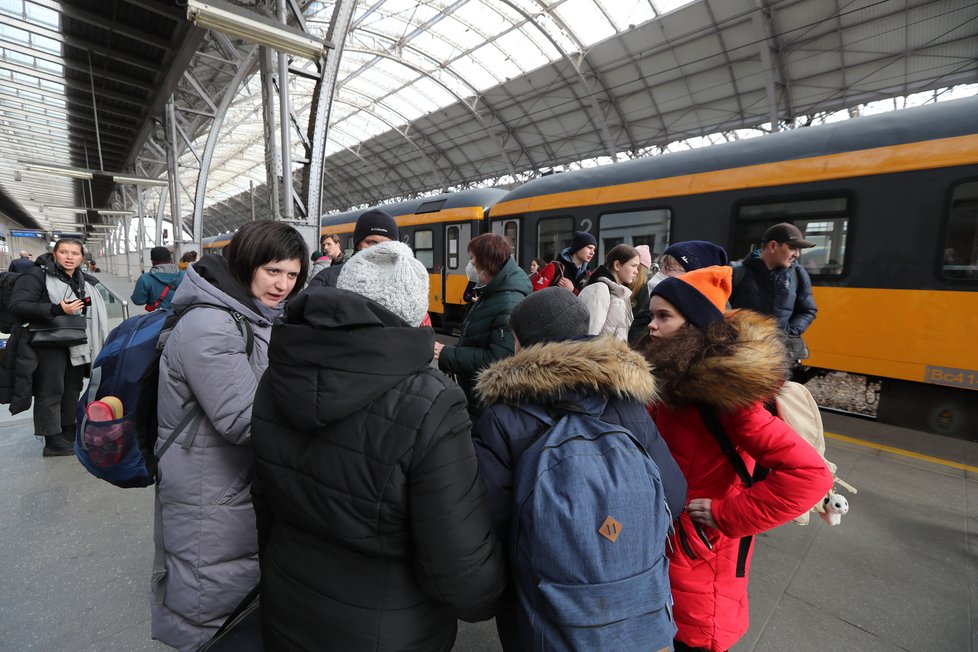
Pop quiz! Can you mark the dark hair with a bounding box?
[53,238,84,255]
[323,233,341,245]
[605,244,639,269]
[468,233,512,276]
[180,251,198,263]
[225,221,309,298]
[531,257,546,269]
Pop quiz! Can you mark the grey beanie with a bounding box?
[509,287,589,347]
[337,240,429,326]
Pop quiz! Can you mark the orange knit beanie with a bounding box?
[650,265,732,327]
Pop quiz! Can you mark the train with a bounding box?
[205,96,978,437]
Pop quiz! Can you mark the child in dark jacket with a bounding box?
[473,287,687,651]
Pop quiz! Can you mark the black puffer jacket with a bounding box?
[0,262,96,413]
[251,288,505,652]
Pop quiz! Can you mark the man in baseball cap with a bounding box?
[730,222,818,369]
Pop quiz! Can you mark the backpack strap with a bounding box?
[697,405,758,578]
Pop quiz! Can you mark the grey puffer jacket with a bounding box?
[151,257,280,652]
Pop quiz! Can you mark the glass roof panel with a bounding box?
[190,0,702,215]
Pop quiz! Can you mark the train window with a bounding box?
[734,198,848,276]
[942,181,978,281]
[447,226,460,269]
[492,220,520,260]
[597,209,670,261]
[537,217,574,261]
[417,199,446,214]
[414,229,434,270]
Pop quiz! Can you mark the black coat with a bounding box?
[251,288,505,652]
[0,263,94,413]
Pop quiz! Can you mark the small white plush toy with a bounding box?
[815,491,849,526]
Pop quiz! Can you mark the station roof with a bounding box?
[0,0,975,238]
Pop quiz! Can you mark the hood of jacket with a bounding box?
[557,247,588,276]
[644,309,787,411]
[172,255,275,325]
[476,336,656,406]
[264,288,435,428]
[149,263,181,281]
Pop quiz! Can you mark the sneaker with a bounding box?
[42,435,74,457]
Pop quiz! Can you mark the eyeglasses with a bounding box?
[662,265,685,276]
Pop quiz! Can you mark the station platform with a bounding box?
[2,272,975,651]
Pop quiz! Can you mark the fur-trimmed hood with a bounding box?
[645,309,788,411]
[476,336,656,406]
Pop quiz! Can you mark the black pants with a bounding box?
[674,640,713,652]
[32,347,85,437]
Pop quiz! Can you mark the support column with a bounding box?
[136,187,147,273]
[122,215,134,282]
[278,0,293,220]
[166,97,184,259]
[260,49,282,218]
[304,0,355,223]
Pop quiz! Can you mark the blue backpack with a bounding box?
[74,304,252,488]
[511,399,676,651]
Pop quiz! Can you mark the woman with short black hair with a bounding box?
[151,220,307,651]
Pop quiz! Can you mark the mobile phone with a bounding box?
[83,296,92,306]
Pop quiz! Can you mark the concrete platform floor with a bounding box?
[2,272,975,651]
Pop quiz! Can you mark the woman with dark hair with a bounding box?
[434,233,530,417]
[2,238,108,456]
[640,266,832,652]
[151,221,307,651]
[528,257,546,275]
[578,244,641,341]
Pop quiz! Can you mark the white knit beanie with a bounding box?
[337,240,429,326]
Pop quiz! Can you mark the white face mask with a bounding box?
[465,260,480,283]
[647,271,669,289]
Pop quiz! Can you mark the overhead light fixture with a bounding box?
[43,206,134,216]
[24,163,93,180]
[44,206,91,213]
[186,0,328,60]
[113,175,169,187]
[97,210,135,216]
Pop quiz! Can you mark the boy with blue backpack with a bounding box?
[473,287,687,651]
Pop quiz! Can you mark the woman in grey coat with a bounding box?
[151,221,307,652]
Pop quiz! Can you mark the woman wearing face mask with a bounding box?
[640,266,832,652]
[629,240,729,346]
[434,233,530,419]
[2,238,109,456]
[578,244,641,341]
[150,221,308,652]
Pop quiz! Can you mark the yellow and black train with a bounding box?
[320,96,977,436]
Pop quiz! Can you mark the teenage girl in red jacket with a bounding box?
[640,266,833,652]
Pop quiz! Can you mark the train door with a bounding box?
[491,219,520,264]
[443,222,471,320]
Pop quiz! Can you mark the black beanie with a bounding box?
[353,210,398,247]
[570,231,597,255]
[509,287,589,347]
[150,246,172,263]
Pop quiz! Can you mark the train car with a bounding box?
[488,96,978,438]
[320,188,509,329]
[200,231,234,256]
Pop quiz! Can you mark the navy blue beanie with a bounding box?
[663,240,729,272]
[354,210,399,247]
[570,231,597,254]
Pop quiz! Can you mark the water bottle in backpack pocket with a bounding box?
[511,400,676,651]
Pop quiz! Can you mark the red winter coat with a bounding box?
[647,310,833,651]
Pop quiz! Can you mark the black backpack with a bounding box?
[0,272,23,334]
